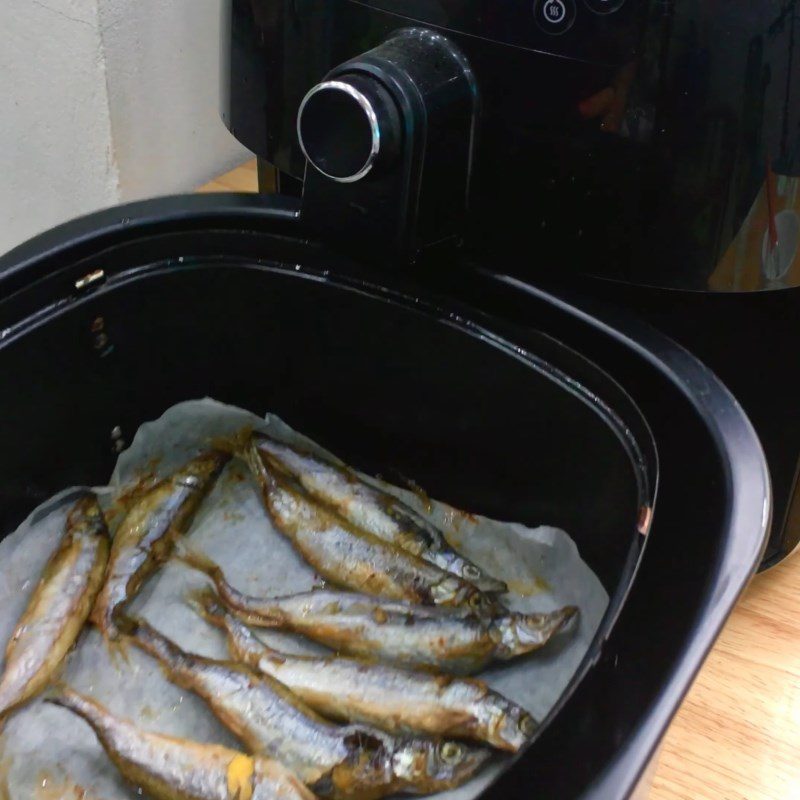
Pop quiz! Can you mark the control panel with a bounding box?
[345,0,644,64]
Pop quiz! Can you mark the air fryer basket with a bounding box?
[0,196,770,799]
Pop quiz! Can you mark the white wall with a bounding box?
[97,0,249,202]
[0,0,249,255]
[0,0,119,253]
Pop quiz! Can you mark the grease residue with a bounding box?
[404,479,433,514]
[440,510,473,551]
[443,528,465,550]
[504,576,551,597]
[209,426,253,459]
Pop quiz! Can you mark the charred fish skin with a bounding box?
[183,552,577,675]
[126,618,489,800]
[48,687,315,800]
[245,442,493,613]
[198,594,537,753]
[253,434,508,595]
[0,493,109,719]
[92,450,230,639]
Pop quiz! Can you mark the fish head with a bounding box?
[441,555,508,595]
[467,570,509,596]
[496,606,579,658]
[391,738,490,792]
[470,591,507,616]
[487,699,538,752]
[432,578,500,616]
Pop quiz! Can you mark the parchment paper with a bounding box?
[0,399,609,800]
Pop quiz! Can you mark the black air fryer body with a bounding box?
[223,0,800,565]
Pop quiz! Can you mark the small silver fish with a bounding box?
[125,618,490,800]
[182,551,577,675]
[245,442,494,613]
[198,593,537,752]
[254,434,507,594]
[49,686,316,800]
[0,493,109,719]
[92,450,230,638]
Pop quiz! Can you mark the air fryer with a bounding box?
[0,3,775,800]
[223,0,799,565]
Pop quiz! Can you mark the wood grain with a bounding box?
[650,555,800,800]
[203,159,800,800]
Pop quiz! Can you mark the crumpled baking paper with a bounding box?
[0,399,608,800]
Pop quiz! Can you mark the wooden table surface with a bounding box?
[200,161,800,800]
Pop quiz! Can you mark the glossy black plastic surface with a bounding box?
[580,277,800,566]
[0,197,769,799]
[353,0,642,61]
[300,28,478,259]
[222,0,800,291]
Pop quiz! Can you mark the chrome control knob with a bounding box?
[297,74,402,183]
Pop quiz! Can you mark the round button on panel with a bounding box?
[583,0,625,14]
[298,74,401,183]
[534,0,577,35]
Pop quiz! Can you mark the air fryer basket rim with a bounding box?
[0,194,771,800]
[486,272,773,793]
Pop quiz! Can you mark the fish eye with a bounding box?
[463,565,482,580]
[468,594,486,610]
[519,714,537,737]
[439,742,464,764]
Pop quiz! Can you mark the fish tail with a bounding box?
[244,436,283,496]
[106,634,134,669]
[243,437,265,475]
[174,543,225,584]
[89,594,111,633]
[187,586,228,629]
[45,684,92,717]
[120,614,187,669]
[250,434,299,479]
[45,685,115,743]
[189,588,276,665]
[178,545,286,628]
